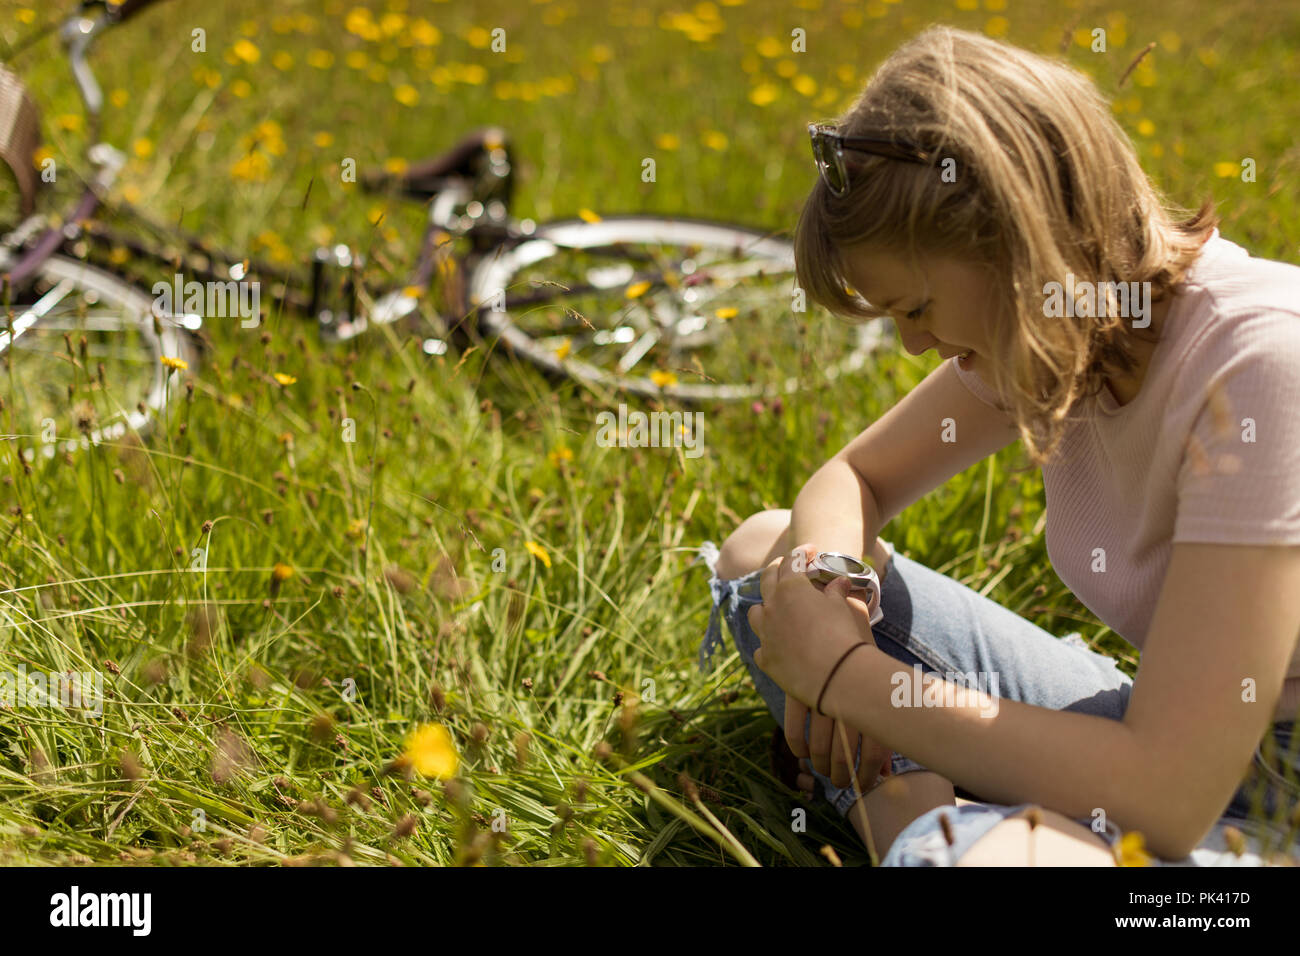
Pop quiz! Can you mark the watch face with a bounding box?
[817,552,867,576]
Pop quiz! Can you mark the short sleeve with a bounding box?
[1173,315,1300,545]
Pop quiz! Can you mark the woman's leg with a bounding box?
[698,508,1134,861]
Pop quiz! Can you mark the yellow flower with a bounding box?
[1115,831,1151,866]
[345,518,367,540]
[272,51,294,71]
[55,114,83,133]
[548,446,574,465]
[791,74,817,97]
[402,723,459,779]
[16,8,36,24]
[466,26,492,48]
[230,79,253,99]
[160,356,189,371]
[524,540,552,569]
[650,369,678,387]
[272,562,295,581]
[394,84,420,106]
[231,152,270,182]
[702,130,728,151]
[553,338,572,360]
[313,131,334,148]
[1136,118,1155,137]
[1213,161,1240,178]
[273,372,297,386]
[232,39,261,64]
[31,145,53,170]
[306,49,335,70]
[656,133,680,151]
[748,83,779,106]
[625,280,652,299]
[983,15,1009,37]
[756,36,783,58]
[109,88,129,109]
[714,306,738,319]
[132,138,154,159]
[578,208,602,223]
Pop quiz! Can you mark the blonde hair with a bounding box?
[795,25,1216,467]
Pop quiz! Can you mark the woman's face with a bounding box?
[837,245,1001,371]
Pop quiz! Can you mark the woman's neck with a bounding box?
[1103,295,1173,407]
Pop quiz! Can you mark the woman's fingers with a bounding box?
[829,720,858,789]
[808,711,835,776]
[784,697,810,759]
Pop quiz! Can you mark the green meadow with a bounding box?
[0,0,1296,865]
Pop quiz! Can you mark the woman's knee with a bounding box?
[714,508,791,579]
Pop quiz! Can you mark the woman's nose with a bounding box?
[897,325,936,357]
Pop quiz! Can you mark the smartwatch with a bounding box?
[805,551,884,626]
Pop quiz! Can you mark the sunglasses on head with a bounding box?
[807,123,933,197]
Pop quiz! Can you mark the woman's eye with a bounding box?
[904,303,928,321]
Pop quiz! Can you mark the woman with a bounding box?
[697,25,1300,866]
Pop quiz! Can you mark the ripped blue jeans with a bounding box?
[696,539,1300,866]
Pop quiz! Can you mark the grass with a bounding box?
[0,0,1297,866]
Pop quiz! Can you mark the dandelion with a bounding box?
[655,133,680,151]
[748,83,779,107]
[791,75,817,97]
[401,723,459,779]
[313,131,335,148]
[650,369,678,387]
[1213,161,1239,178]
[306,49,335,70]
[394,84,419,106]
[1115,831,1152,866]
[1136,118,1155,137]
[109,89,129,109]
[756,36,782,58]
[272,51,294,71]
[524,540,552,569]
[272,563,294,581]
[273,373,297,386]
[231,39,261,64]
[578,208,602,223]
[55,114,83,133]
[553,338,572,361]
[714,306,738,319]
[983,15,1009,37]
[625,280,652,299]
[702,130,728,151]
[548,446,574,465]
[160,356,189,371]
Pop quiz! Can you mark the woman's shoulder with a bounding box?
[1177,232,1300,319]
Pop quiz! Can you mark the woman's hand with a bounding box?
[749,544,888,777]
[785,696,893,793]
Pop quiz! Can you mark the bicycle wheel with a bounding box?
[464,215,891,403]
[0,253,195,461]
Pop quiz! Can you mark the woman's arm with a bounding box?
[790,357,1020,559]
[756,541,1300,859]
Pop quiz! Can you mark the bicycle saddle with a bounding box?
[362,126,513,204]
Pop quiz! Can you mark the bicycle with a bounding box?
[0,0,892,464]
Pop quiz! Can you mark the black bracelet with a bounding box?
[816,641,870,717]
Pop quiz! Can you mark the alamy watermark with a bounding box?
[595,403,703,459]
[0,666,103,717]
[890,663,1000,718]
[1042,274,1151,328]
[152,272,260,329]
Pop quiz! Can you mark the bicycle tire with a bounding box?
[0,253,196,460]
[463,215,891,403]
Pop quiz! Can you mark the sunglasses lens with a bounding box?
[811,135,846,194]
